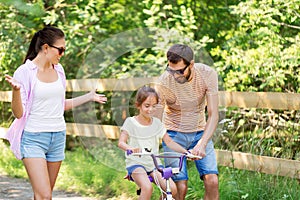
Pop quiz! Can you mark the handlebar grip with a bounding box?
[126,149,133,155]
[185,151,203,159]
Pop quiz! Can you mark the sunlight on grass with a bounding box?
[0,139,27,178]
[56,147,137,199]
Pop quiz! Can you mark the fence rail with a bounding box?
[1,78,299,179]
[1,77,300,110]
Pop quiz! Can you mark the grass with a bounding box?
[0,139,299,200]
[187,162,300,200]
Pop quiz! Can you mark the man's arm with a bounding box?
[152,83,166,121]
[191,93,219,158]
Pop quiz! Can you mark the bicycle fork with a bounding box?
[165,179,173,200]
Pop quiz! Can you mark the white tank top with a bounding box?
[24,74,66,132]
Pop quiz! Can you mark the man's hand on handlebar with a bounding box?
[185,150,203,160]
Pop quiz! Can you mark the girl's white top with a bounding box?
[121,117,166,171]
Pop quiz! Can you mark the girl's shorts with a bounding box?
[126,164,163,181]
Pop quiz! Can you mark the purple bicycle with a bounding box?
[126,149,202,200]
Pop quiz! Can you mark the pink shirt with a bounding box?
[5,60,66,159]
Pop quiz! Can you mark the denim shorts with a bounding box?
[162,130,218,181]
[126,164,164,182]
[21,130,66,162]
[127,165,148,175]
[126,164,164,176]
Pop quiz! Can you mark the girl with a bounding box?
[118,86,188,200]
[4,26,107,200]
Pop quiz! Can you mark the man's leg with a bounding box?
[192,132,219,200]
[162,131,190,200]
[203,174,219,200]
[174,180,188,200]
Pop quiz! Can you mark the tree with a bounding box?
[211,0,300,92]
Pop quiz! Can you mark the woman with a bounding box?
[4,26,107,200]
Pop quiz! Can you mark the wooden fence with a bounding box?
[1,77,299,179]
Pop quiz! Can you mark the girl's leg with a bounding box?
[23,158,52,200]
[131,167,153,200]
[150,171,178,199]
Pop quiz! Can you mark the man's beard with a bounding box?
[174,70,191,84]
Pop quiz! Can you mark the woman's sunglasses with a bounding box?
[48,44,66,55]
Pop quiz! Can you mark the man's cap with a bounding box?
[168,44,194,63]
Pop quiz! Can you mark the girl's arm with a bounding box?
[162,133,188,154]
[64,90,107,111]
[5,75,23,119]
[118,130,140,153]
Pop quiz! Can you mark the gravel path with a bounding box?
[0,175,130,200]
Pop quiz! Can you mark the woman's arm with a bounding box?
[5,75,23,119]
[64,90,107,111]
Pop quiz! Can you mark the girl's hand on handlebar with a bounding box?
[126,148,141,155]
[131,148,141,153]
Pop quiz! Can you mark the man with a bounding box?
[155,44,219,200]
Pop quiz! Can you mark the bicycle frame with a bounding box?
[126,149,190,200]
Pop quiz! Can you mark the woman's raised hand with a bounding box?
[89,89,107,104]
[5,75,21,91]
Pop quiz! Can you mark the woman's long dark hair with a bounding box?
[23,26,65,63]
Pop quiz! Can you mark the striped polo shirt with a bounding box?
[155,63,218,133]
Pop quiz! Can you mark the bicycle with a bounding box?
[126,148,202,200]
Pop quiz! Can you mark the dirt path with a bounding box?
[0,175,114,200]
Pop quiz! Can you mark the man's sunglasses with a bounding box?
[48,44,66,55]
[166,63,190,75]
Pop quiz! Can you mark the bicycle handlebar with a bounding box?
[126,149,202,179]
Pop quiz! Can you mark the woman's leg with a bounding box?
[47,161,62,191]
[21,131,64,199]
[23,158,52,200]
[131,167,153,200]
[47,161,62,190]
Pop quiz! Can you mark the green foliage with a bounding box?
[1,0,299,91]
[217,166,300,200]
[215,108,300,160]
[142,0,214,67]
[212,0,300,92]
[0,102,14,127]
[1,139,299,199]
[0,139,26,178]
[187,162,300,200]
[0,2,299,198]
[0,0,44,89]
[57,147,133,198]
